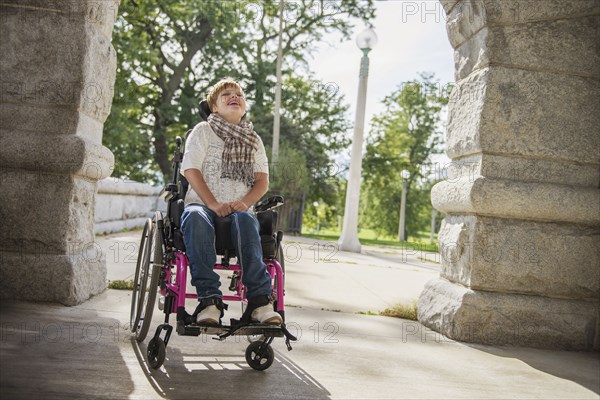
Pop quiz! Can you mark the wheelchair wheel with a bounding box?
[147,337,166,369]
[130,218,152,332]
[134,214,164,342]
[245,341,274,371]
[272,242,286,321]
[276,242,285,283]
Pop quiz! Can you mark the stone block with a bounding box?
[432,176,600,225]
[79,21,118,122]
[484,0,600,25]
[433,215,599,300]
[0,2,118,123]
[94,217,147,235]
[445,67,486,159]
[0,249,107,305]
[447,67,600,164]
[440,0,460,15]
[0,1,120,39]
[418,278,599,350]
[97,193,155,222]
[0,102,79,136]
[454,16,600,80]
[453,25,490,82]
[442,153,600,188]
[0,169,97,255]
[97,178,161,196]
[446,0,600,48]
[445,0,488,49]
[94,178,161,224]
[0,103,108,144]
[0,131,114,179]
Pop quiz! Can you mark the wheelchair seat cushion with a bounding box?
[256,210,278,236]
[177,210,277,258]
[213,215,277,258]
[214,216,236,254]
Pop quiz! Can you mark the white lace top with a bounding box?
[180,121,269,207]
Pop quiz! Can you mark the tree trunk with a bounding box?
[153,109,171,180]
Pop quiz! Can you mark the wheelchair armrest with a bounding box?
[255,195,284,212]
[159,183,178,202]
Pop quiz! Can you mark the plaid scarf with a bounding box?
[207,112,259,186]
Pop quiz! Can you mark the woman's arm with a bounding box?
[184,168,231,217]
[230,172,269,212]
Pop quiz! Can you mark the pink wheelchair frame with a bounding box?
[166,252,285,316]
[129,135,295,371]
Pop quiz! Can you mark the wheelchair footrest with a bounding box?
[227,324,285,338]
[176,320,284,338]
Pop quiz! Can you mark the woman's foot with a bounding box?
[252,304,282,325]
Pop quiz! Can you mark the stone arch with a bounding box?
[0,0,597,349]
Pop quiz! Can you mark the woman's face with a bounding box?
[211,85,247,125]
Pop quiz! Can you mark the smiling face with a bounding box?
[209,83,247,125]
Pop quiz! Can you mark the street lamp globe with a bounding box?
[401,170,410,180]
[356,28,378,50]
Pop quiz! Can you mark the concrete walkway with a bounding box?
[1,230,598,399]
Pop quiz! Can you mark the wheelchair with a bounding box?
[129,105,296,371]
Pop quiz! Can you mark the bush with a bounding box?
[380,300,418,321]
[108,280,135,290]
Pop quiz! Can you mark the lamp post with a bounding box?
[430,208,437,244]
[272,0,284,162]
[398,170,410,242]
[339,28,378,253]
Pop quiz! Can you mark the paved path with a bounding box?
[1,230,598,399]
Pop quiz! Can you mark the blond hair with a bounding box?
[207,77,244,110]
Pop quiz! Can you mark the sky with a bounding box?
[307,0,455,169]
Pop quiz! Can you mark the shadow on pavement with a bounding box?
[0,301,135,399]
[133,338,331,400]
[471,344,600,395]
[361,249,441,272]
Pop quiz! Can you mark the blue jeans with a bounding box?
[181,204,273,300]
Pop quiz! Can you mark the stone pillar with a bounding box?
[0,1,119,305]
[419,0,600,349]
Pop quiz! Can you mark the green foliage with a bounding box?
[380,300,418,321]
[361,73,448,239]
[105,0,244,183]
[254,75,351,206]
[104,0,376,185]
[108,280,135,290]
[301,231,439,253]
[266,143,309,197]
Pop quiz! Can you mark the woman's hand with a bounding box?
[228,200,249,212]
[208,202,232,217]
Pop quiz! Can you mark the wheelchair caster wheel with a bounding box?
[245,341,274,371]
[147,337,166,369]
[246,334,265,343]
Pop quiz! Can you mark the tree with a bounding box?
[360,73,449,239]
[241,0,375,114]
[104,0,247,182]
[104,0,375,184]
[261,75,352,204]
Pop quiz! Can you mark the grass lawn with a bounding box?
[301,228,439,253]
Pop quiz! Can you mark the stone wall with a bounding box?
[419,0,600,349]
[94,179,165,235]
[0,1,120,305]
